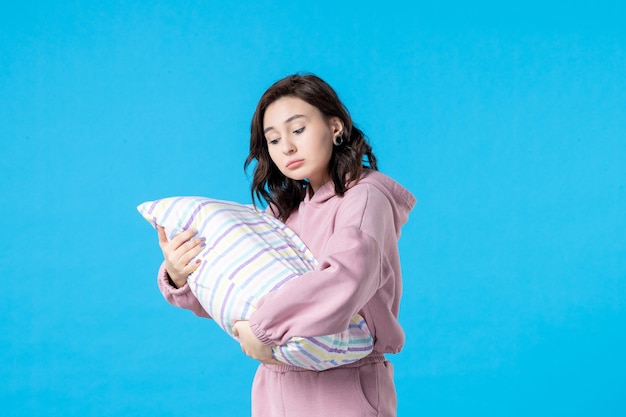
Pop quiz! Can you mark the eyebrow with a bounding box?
[263,114,306,134]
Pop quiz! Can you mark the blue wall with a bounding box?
[1,1,624,416]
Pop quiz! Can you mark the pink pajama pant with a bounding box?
[251,354,397,417]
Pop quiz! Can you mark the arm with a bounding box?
[272,314,374,370]
[156,226,211,319]
[249,186,395,346]
[157,262,211,318]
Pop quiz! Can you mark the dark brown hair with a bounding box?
[244,73,378,220]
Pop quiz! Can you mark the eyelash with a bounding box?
[267,127,305,145]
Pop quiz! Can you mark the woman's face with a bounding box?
[263,96,343,192]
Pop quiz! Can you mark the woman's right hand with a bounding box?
[157,226,206,288]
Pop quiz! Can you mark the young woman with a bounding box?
[157,74,415,416]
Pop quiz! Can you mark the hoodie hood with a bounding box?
[357,170,416,236]
[307,169,416,236]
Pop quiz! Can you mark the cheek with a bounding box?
[319,138,334,161]
[267,148,283,169]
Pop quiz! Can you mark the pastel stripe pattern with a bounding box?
[137,196,374,370]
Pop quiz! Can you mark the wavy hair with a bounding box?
[244,73,377,221]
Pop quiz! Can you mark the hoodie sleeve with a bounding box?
[157,262,211,319]
[249,185,395,345]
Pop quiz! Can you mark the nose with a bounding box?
[281,138,296,155]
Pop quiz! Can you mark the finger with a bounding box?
[170,228,198,249]
[172,229,197,246]
[171,259,199,279]
[156,225,168,246]
[177,242,205,267]
[182,259,202,275]
[176,236,205,255]
[232,322,240,337]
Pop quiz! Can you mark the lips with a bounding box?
[286,159,304,169]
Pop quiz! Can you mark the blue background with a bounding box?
[1,1,625,416]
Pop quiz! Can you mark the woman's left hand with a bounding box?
[233,321,281,365]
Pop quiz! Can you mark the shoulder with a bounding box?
[336,181,394,228]
[344,180,390,207]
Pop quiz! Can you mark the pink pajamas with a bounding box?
[156,171,416,416]
[252,355,397,417]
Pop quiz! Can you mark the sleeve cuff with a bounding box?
[249,314,274,346]
[158,264,192,296]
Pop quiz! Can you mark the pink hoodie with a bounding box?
[157,170,416,355]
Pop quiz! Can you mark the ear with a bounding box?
[328,117,345,137]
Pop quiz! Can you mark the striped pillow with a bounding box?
[137,196,373,370]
